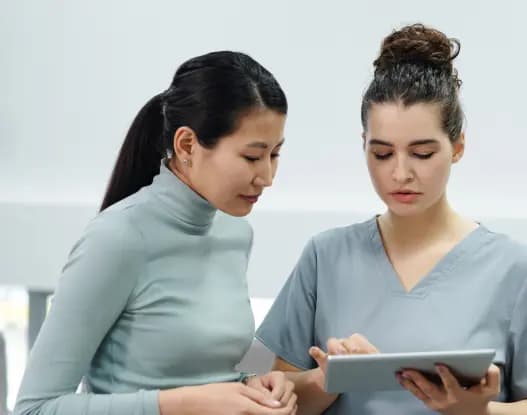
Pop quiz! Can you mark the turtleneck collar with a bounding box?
[148,161,217,233]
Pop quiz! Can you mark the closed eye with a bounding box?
[244,154,281,162]
[413,152,435,159]
[373,153,392,160]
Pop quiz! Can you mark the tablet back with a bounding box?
[325,349,496,393]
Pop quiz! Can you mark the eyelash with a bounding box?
[244,154,281,162]
[373,152,435,160]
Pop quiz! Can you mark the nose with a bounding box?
[392,155,414,184]
[253,160,274,188]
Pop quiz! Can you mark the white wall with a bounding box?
[2,0,527,216]
[3,3,527,410]
[1,1,527,296]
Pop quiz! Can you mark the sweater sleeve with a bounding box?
[509,273,527,401]
[13,213,161,415]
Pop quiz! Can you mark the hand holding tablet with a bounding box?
[324,348,496,393]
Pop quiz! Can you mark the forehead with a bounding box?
[221,109,286,147]
[366,102,446,145]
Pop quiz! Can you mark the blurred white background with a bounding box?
[2,0,527,411]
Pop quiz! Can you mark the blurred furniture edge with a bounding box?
[0,331,8,415]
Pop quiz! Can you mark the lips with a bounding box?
[391,189,420,195]
[240,194,261,204]
[390,191,422,204]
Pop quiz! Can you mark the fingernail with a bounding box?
[337,347,347,354]
[435,364,445,373]
[267,400,282,407]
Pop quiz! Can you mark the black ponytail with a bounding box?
[100,94,165,211]
[100,51,287,211]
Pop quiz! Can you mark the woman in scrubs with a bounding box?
[256,24,527,415]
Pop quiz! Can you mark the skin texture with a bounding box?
[271,102,527,415]
[159,110,295,414]
[168,108,286,217]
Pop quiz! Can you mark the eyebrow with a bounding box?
[369,138,440,147]
[246,138,285,149]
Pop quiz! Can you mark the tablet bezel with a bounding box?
[324,349,496,393]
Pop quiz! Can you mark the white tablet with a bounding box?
[325,349,496,393]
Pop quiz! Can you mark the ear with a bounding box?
[452,132,465,163]
[172,126,198,163]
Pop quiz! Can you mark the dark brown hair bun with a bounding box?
[361,23,464,142]
[374,24,460,75]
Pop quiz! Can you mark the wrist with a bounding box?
[475,401,492,415]
[305,367,340,409]
[457,404,492,415]
[308,367,329,393]
[158,387,188,415]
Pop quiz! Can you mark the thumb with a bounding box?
[309,346,328,371]
[241,384,282,408]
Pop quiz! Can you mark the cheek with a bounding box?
[272,160,279,177]
[417,158,452,187]
[202,157,249,191]
[367,161,391,189]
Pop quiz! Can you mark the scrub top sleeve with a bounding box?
[256,238,318,370]
[509,275,527,401]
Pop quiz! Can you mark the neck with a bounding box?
[378,195,464,248]
[149,160,217,233]
[167,157,208,201]
[168,158,191,186]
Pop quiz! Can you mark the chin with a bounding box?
[387,203,424,218]
[219,204,253,217]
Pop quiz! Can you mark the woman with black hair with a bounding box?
[15,51,296,415]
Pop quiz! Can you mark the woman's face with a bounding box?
[178,109,286,217]
[364,101,464,217]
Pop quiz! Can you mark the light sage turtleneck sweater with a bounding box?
[15,163,255,415]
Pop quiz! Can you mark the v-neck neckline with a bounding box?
[367,216,488,298]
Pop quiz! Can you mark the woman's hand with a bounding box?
[159,381,297,415]
[246,371,297,411]
[397,363,500,415]
[309,333,379,374]
[308,333,380,388]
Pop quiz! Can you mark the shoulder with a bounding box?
[57,205,147,297]
[310,217,375,253]
[73,204,146,260]
[481,227,527,269]
[98,186,152,230]
[477,227,527,297]
[284,217,375,270]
